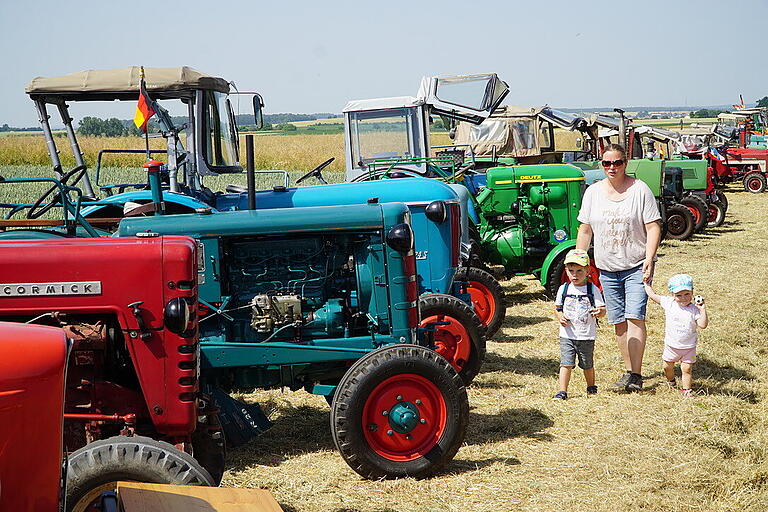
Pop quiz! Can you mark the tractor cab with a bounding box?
[344,74,508,181]
[26,66,263,206]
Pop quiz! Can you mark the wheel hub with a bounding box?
[420,314,470,372]
[388,401,420,433]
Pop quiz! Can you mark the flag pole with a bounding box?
[140,66,151,160]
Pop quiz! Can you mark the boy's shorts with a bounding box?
[559,337,595,369]
[598,264,648,325]
[663,345,697,364]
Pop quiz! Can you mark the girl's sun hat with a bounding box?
[668,274,694,293]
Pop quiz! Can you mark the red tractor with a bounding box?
[0,322,68,511]
[0,236,217,510]
[707,112,768,193]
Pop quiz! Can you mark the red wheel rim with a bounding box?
[707,204,718,223]
[684,205,701,223]
[419,314,471,372]
[466,280,496,328]
[362,373,447,461]
[559,260,602,289]
[747,178,762,192]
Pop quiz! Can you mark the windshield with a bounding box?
[203,91,239,169]
[434,74,508,112]
[348,108,424,166]
[714,118,738,140]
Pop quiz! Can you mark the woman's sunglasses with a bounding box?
[601,159,625,168]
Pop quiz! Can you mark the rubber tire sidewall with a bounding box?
[330,345,468,480]
[66,435,215,512]
[706,201,726,228]
[419,293,485,385]
[454,266,505,339]
[680,195,708,232]
[743,171,767,193]
[664,204,695,240]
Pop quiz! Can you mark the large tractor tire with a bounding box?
[330,344,468,480]
[664,204,695,241]
[419,293,485,386]
[680,195,708,233]
[66,436,215,512]
[544,249,602,299]
[743,171,767,193]
[454,266,505,339]
[706,200,726,229]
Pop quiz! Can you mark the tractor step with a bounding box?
[210,388,273,448]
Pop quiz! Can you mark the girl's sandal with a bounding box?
[681,388,695,398]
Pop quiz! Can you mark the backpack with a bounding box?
[558,282,596,309]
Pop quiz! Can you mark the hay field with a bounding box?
[222,187,768,512]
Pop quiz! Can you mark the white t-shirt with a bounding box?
[660,296,701,349]
[555,282,606,340]
[577,179,661,272]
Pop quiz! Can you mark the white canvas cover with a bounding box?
[26,66,230,95]
[453,105,546,157]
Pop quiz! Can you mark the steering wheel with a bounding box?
[27,165,89,219]
[296,157,334,184]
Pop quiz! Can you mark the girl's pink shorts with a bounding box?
[663,345,697,364]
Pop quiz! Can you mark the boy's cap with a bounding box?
[668,274,694,293]
[563,249,590,267]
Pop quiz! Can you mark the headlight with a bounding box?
[164,297,192,335]
[425,200,447,223]
[386,223,414,253]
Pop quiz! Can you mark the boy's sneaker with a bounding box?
[681,388,695,398]
[551,391,568,401]
[586,385,598,395]
[625,373,643,392]
[612,371,632,389]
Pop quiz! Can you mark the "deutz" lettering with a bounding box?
[519,175,542,180]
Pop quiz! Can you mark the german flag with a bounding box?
[133,79,156,132]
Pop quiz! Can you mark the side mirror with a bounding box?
[252,93,264,130]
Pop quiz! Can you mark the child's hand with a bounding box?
[694,295,705,306]
[555,311,569,326]
[590,306,606,318]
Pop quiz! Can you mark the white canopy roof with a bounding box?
[343,96,425,113]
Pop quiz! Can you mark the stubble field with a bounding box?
[1,132,766,511]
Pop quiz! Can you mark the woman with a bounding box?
[576,144,662,392]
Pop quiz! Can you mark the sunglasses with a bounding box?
[601,159,625,168]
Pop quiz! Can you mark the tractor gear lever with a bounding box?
[127,301,152,340]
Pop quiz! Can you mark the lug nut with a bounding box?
[420,419,427,424]
[382,410,389,416]
[396,395,403,401]
[415,399,422,405]
[405,434,412,440]
[386,430,394,436]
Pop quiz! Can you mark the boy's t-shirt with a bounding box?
[660,296,701,349]
[555,282,605,340]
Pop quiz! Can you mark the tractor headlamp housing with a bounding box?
[425,200,448,223]
[164,297,194,336]
[386,223,414,253]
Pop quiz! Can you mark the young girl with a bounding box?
[644,274,709,397]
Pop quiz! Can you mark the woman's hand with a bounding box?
[642,257,655,283]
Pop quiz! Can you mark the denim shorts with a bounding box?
[598,264,648,325]
[559,337,595,369]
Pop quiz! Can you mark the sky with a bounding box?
[1,0,766,127]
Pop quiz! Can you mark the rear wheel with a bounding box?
[664,204,695,240]
[706,201,726,228]
[66,436,215,512]
[330,344,468,479]
[419,293,485,385]
[454,266,505,339]
[715,190,728,210]
[680,195,708,232]
[743,171,767,193]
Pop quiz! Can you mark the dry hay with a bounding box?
[223,187,768,512]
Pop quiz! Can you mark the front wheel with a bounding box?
[715,190,728,210]
[706,201,726,228]
[454,266,505,339]
[680,195,708,233]
[419,293,485,385]
[743,171,767,193]
[66,436,215,512]
[664,204,695,241]
[330,344,468,479]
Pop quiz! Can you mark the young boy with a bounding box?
[644,274,709,398]
[552,249,606,400]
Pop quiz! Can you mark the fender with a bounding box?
[80,191,212,217]
[538,239,577,285]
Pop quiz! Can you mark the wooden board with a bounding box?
[117,482,283,512]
